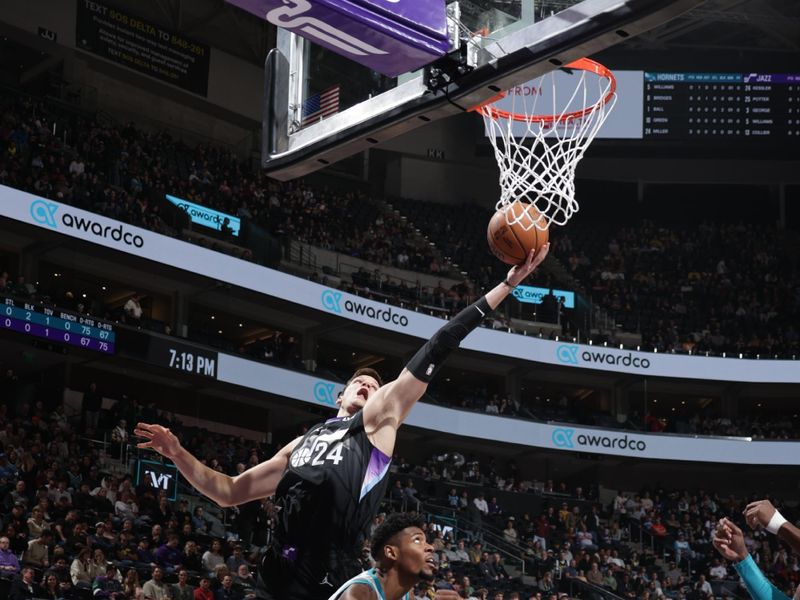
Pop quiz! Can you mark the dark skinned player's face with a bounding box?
[391,527,436,581]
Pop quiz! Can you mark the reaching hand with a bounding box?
[506,243,550,288]
[134,423,182,460]
[713,517,748,563]
[744,499,777,530]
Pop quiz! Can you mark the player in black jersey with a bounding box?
[135,245,549,600]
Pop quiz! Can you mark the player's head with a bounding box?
[337,368,383,415]
[370,512,435,581]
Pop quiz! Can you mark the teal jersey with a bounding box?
[327,568,411,600]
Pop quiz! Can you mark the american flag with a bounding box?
[301,85,340,127]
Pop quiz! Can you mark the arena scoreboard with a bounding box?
[643,72,800,140]
[494,71,800,142]
[1,296,116,354]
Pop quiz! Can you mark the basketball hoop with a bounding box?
[472,58,617,230]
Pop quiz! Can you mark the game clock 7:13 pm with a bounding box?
[146,337,218,378]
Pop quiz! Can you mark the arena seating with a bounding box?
[1,387,796,600]
[4,89,798,359]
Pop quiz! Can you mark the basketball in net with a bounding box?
[487,201,549,266]
[473,58,617,230]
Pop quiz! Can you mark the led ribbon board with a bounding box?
[166,195,241,237]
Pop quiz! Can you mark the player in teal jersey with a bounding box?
[329,513,459,600]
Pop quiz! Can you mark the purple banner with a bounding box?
[743,73,800,84]
[226,0,449,77]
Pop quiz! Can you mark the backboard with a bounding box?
[260,0,705,180]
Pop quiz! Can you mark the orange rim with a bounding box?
[470,58,616,124]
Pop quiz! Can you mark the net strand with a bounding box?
[479,61,617,230]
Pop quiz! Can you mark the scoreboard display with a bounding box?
[1,296,116,354]
[491,70,800,142]
[643,72,800,140]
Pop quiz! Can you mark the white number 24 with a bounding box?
[310,441,345,466]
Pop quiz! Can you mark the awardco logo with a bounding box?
[313,381,338,407]
[320,289,409,327]
[551,427,647,453]
[30,199,144,248]
[556,344,651,370]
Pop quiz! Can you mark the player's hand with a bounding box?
[506,243,550,287]
[433,591,462,600]
[134,423,182,459]
[713,518,747,563]
[743,499,776,530]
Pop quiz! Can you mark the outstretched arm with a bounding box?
[715,517,789,600]
[364,245,549,454]
[744,500,800,557]
[135,423,300,507]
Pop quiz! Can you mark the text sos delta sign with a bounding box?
[166,195,240,237]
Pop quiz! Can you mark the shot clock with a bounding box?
[1,296,115,354]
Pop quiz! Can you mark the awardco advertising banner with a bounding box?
[3,184,800,383]
[166,194,241,236]
[76,0,211,96]
[216,355,800,465]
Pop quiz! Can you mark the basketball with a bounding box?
[487,201,550,265]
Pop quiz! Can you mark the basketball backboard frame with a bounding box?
[262,0,706,181]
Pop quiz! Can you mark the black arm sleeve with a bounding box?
[406,296,492,382]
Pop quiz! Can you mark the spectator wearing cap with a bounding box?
[503,520,518,545]
[92,565,124,599]
[469,542,483,564]
[0,535,20,575]
[194,577,214,600]
[225,545,246,573]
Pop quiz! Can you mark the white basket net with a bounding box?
[477,58,617,230]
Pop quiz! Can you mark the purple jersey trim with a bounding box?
[359,446,392,501]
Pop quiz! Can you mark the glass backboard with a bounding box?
[262,0,705,180]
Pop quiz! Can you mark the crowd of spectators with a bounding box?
[557,221,800,358]
[5,88,799,358]
[2,373,800,600]
[393,453,799,600]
